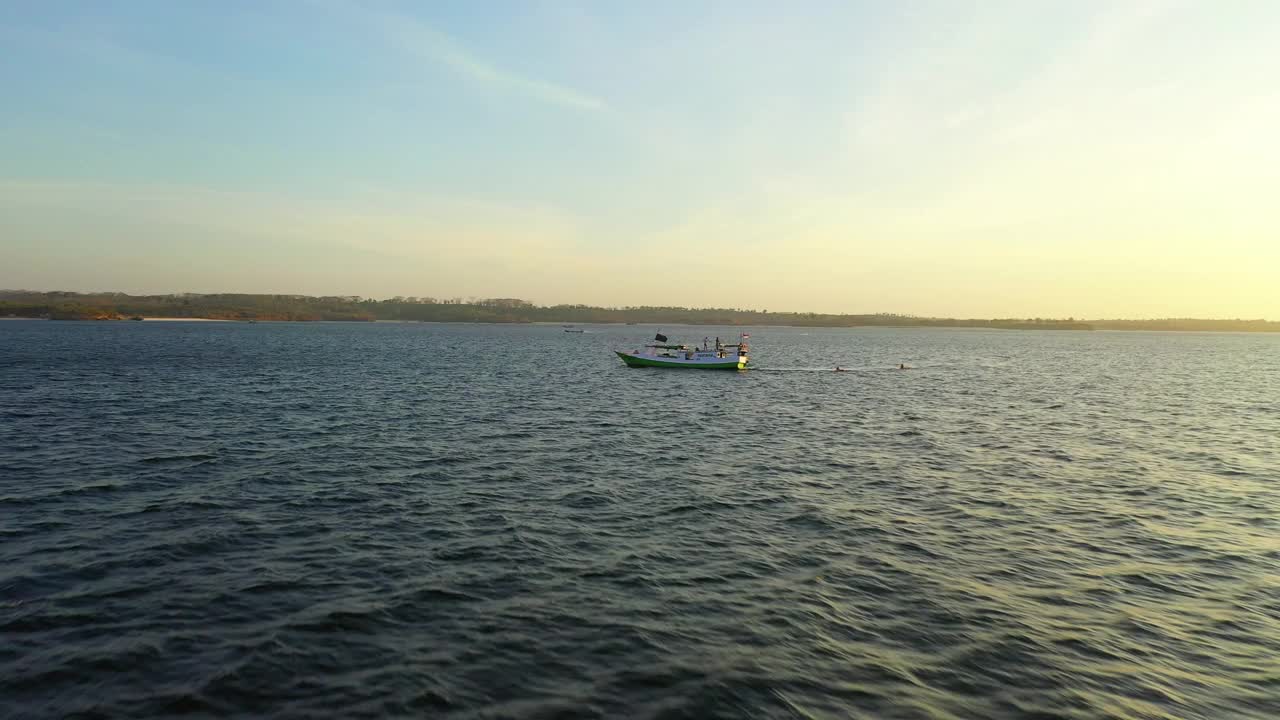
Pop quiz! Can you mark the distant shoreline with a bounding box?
[6,315,1280,334]
[2,291,1277,332]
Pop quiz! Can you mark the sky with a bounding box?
[1,0,1277,318]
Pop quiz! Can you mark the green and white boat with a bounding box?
[616,333,749,370]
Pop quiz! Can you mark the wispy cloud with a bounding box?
[408,26,606,111]
[324,0,605,112]
[0,179,582,258]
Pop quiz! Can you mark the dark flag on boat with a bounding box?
[654,333,668,342]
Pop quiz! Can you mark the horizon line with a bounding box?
[2,288,1276,324]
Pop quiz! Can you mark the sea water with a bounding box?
[2,321,1277,718]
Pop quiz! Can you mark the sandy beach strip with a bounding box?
[140,317,232,321]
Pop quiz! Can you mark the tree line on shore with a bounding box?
[1,290,1276,332]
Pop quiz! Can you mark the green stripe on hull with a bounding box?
[616,351,746,370]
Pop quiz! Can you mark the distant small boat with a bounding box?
[128,316,144,321]
[564,329,584,333]
[616,333,749,370]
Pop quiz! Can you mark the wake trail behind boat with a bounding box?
[753,366,881,373]
[752,364,934,372]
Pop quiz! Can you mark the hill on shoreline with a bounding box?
[2,290,1277,332]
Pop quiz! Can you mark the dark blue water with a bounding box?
[2,321,1278,719]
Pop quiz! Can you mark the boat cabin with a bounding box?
[646,337,747,360]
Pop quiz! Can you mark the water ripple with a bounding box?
[2,322,1278,718]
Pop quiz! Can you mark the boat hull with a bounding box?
[616,351,746,370]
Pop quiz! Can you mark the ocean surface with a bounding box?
[2,320,1278,719]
